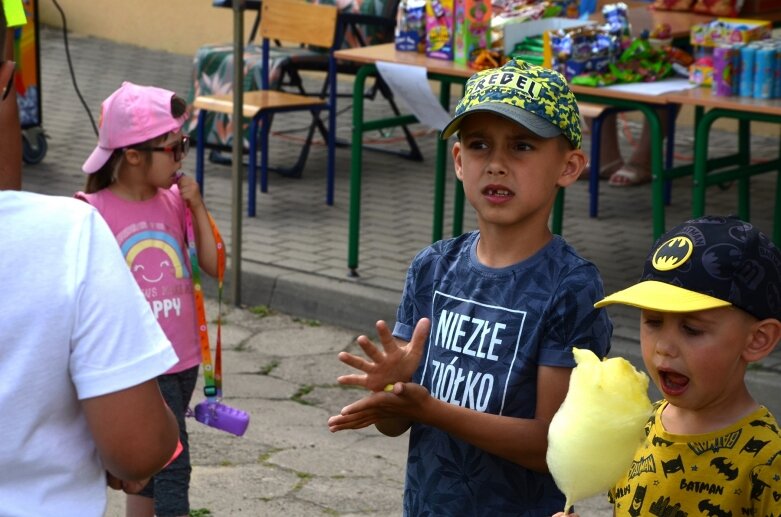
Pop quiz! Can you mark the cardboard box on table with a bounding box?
[689,17,772,85]
[426,0,455,59]
[453,0,491,65]
[690,17,771,46]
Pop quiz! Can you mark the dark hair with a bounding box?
[84,94,187,193]
[560,134,576,151]
[171,95,187,119]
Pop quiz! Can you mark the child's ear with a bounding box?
[123,148,143,166]
[452,141,464,181]
[743,317,781,363]
[557,148,586,188]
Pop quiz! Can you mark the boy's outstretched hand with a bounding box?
[337,318,430,392]
[328,381,430,432]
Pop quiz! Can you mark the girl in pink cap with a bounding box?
[76,81,219,517]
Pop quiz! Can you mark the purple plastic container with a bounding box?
[194,400,250,436]
[712,45,736,97]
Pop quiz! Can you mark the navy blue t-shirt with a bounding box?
[393,232,613,516]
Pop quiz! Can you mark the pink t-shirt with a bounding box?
[76,186,200,373]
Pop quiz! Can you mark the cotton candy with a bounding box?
[547,348,653,512]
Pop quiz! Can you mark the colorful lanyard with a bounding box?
[184,207,226,402]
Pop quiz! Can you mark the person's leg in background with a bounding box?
[583,106,677,187]
[608,106,676,187]
[581,112,623,180]
[0,6,23,191]
[126,367,197,517]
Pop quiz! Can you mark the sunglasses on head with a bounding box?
[132,136,190,162]
[1,60,16,102]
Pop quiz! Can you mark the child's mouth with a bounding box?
[482,186,514,202]
[659,369,689,396]
[485,188,511,196]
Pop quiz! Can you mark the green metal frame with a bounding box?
[348,64,467,275]
[349,65,413,275]
[691,107,781,244]
[347,70,781,275]
[572,93,666,238]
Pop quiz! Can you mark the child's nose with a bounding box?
[486,151,508,176]
[653,333,678,357]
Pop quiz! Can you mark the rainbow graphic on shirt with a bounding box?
[120,230,189,280]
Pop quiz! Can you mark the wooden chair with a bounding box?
[188,0,422,180]
[275,0,424,164]
[193,0,339,216]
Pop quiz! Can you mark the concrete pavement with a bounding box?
[103,301,613,516]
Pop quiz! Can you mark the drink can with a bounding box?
[754,45,775,99]
[739,44,756,97]
[774,43,781,98]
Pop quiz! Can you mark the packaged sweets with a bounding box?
[396,0,427,52]
[712,45,737,96]
[426,0,455,59]
[549,26,616,80]
[454,0,492,65]
[602,2,631,43]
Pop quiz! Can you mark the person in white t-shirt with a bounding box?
[0,189,180,516]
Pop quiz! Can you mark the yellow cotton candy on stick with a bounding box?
[547,348,653,512]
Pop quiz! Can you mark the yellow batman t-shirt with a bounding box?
[610,401,781,517]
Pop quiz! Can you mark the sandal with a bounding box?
[608,163,651,187]
[578,158,623,181]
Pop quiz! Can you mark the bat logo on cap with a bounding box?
[652,236,694,271]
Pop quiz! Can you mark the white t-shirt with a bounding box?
[0,191,178,517]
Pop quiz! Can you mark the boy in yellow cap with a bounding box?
[328,59,613,515]
[555,215,781,517]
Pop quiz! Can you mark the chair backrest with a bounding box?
[260,0,339,49]
[338,0,401,48]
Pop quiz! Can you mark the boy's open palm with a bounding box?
[337,318,430,392]
[328,381,430,432]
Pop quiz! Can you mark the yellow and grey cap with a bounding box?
[440,59,582,149]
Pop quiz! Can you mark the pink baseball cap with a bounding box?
[82,81,187,174]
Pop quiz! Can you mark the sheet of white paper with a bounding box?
[602,78,697,96]
[375,61,452,132]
